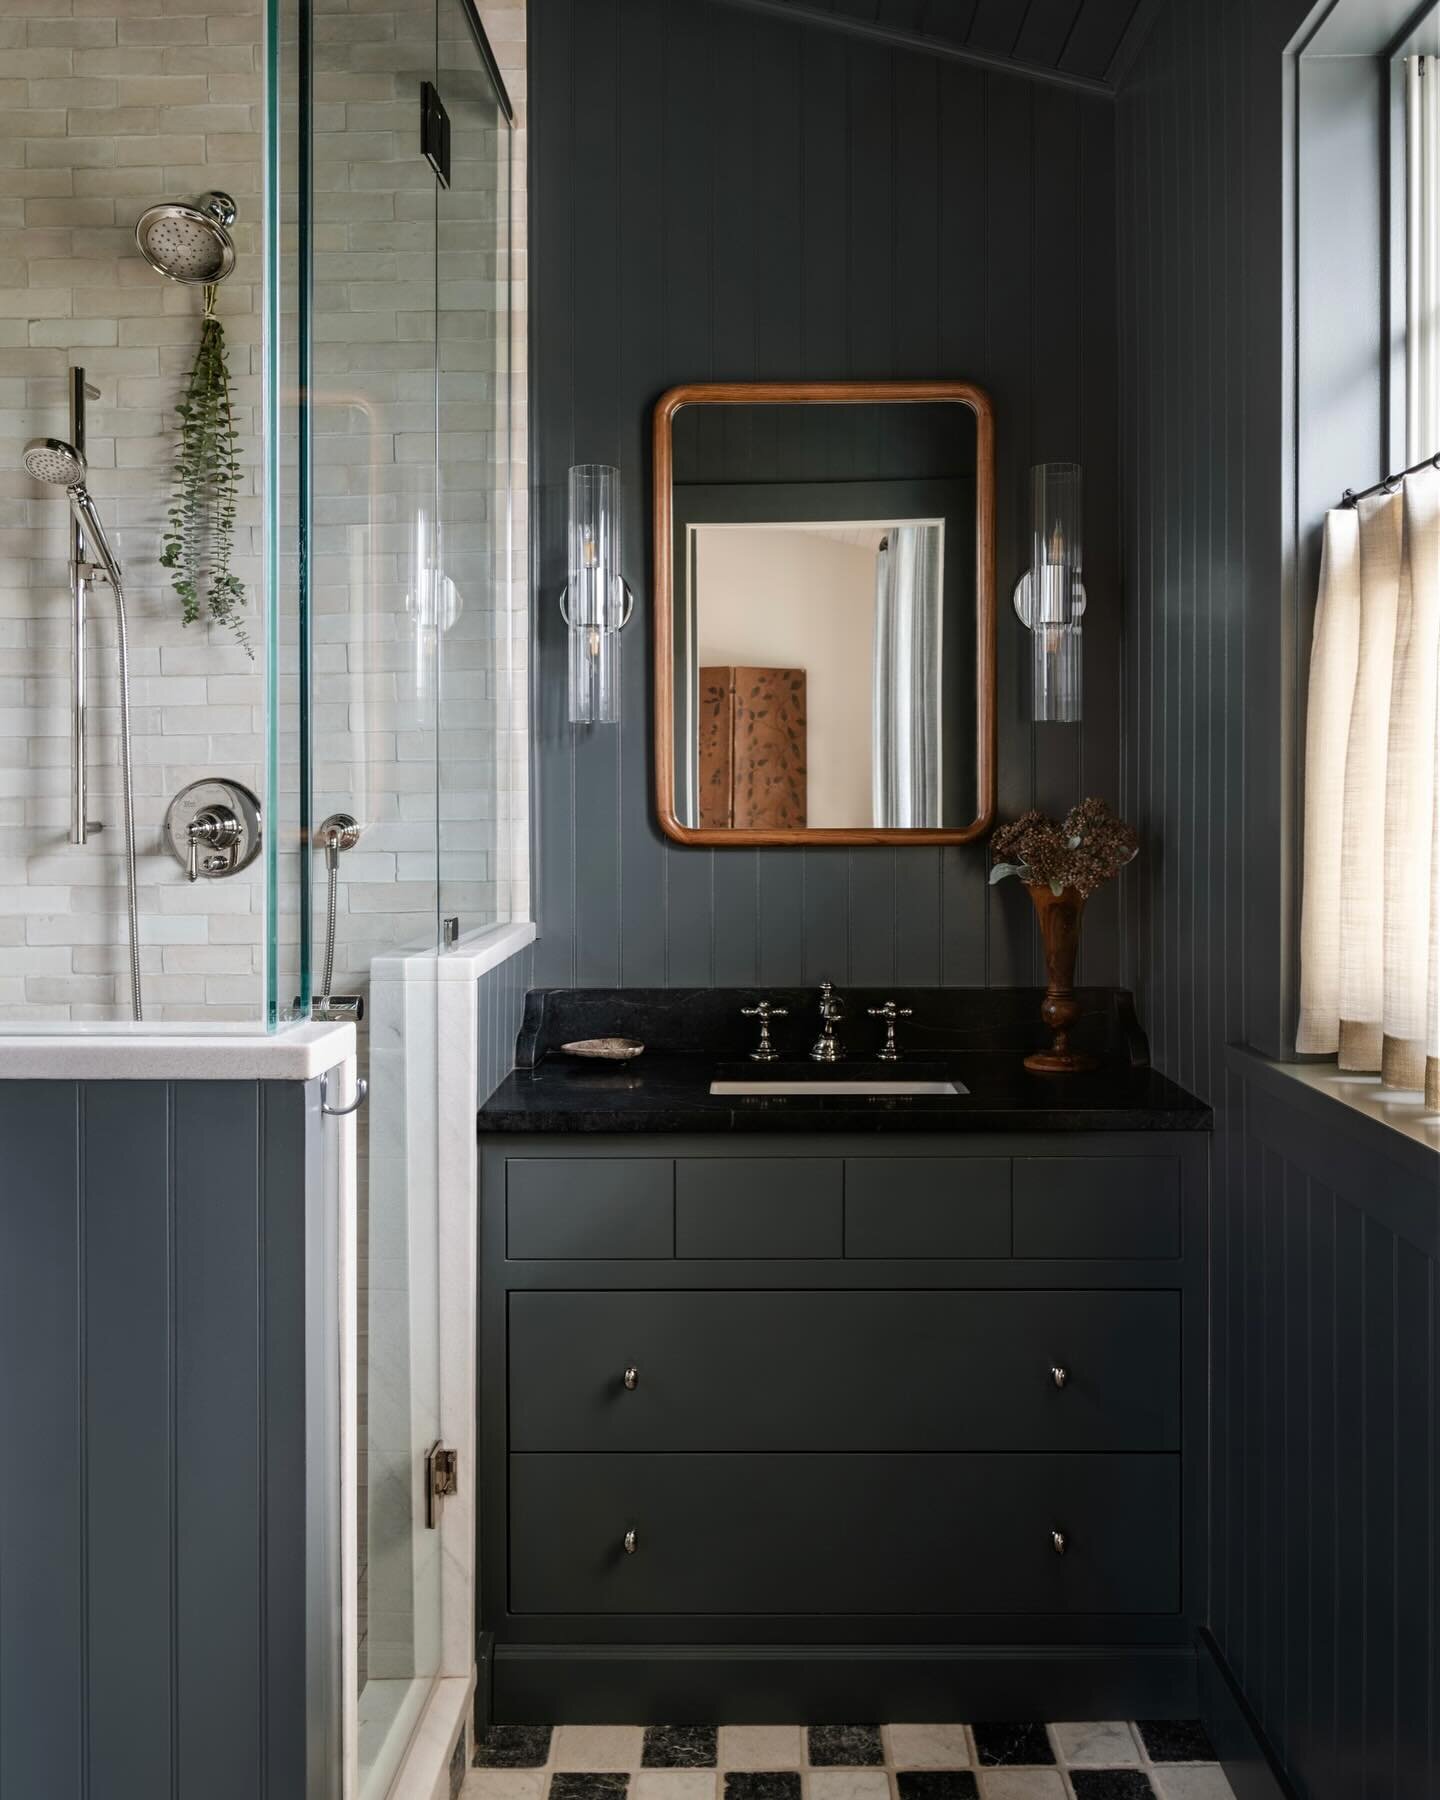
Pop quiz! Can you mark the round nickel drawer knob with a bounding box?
[1051,1365,1069,1389]
[623,1528,638,1555]
[623,1366,639,1390]
[1052,1529,1067,1556]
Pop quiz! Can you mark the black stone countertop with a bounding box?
[476,1051,1211,1134]
[479,986,1211,1134]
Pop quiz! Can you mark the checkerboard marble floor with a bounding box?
[465,1721,1236,1800]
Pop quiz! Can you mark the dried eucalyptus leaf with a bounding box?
[162,306,249,655]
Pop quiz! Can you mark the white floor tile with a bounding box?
[1149,1769,1237,1800]
[805,1771,891,1800]
[884,1725,972,1769]
[719,1726,805,1769]
[551,1726,646,1771]
[634,1773,721,1800]
[461,1773,547,1800]
[1049,1721,1141,1766]
[977,1772,1067,1800]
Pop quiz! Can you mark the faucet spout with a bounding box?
[810,979,846,1062]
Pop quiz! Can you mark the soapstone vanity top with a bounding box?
[477,987,1210,1134]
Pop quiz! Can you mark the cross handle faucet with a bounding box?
[867,998,914,1062]
[741,999,789,1062]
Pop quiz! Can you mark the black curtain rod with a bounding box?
[1342,450,1440,507]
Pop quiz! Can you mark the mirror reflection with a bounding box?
[664,396,986,837]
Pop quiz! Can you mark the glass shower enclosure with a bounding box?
[270,0,515,1791]
[6,0,514,1781]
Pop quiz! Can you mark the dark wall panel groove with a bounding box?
[530,0,1123,989]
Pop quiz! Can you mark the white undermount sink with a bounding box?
[709,1078,967,1097]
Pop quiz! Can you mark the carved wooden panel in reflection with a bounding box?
[699,666,807,830]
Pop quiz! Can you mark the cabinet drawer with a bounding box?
[506,1159,674,1259]
[845,1157,1010,1257]
[509,1450,1179,1616]
[675,1158,842,1258]
[1012,1157,1181,1259]
[508,1289,1180,1452]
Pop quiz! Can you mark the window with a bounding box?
[1295,56,1440,1116]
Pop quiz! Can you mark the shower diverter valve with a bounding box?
[164,778,262,882]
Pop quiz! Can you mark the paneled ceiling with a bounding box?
[716,0,1162,93]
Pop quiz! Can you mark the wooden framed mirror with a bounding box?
[653,380,995,847]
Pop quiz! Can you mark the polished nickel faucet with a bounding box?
[810,980,845,1062]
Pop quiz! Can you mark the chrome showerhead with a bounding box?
[23,436,124,592]
[135,190,237,285]
[23,436,86,488]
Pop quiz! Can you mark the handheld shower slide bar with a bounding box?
[23,372,144,1021]
[66,368,101,845]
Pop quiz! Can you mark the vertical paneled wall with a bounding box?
[529,0,1123,990]
[1215,1070,1439,1798]
[1115,0,1311,1092]
[0,1080,324,1800]
[477,932,534,1104]
[1115,2,1440,1793]
[1114,0,1295,1766]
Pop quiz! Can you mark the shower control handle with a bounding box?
[186,806,241,882]
[164,779,261,882]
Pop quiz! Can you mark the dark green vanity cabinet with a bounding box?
[477,1133,1208,1724]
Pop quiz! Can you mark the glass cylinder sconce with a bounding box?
[562,463,633,724]
[1012,461,1086,722]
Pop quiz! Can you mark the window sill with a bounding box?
[1227,1044,1440,1170]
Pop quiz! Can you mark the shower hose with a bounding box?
[319,826,341,1000]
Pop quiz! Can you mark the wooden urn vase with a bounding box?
[1023,882,1098,1074]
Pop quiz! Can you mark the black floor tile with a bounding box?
[550,1777,630,1800]
[723,1774,802,1800]
[474,1725,554,1768]
[971,1723,1055,1766]
[1135,1720,1218,1762]
[895,1773,979,1800]
[807,1726,885,1767]
[643,1727,719,1769]
[1070,1774,1157,1800]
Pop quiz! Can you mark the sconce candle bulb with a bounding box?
[563,462,632,724]
[1014,462,1085,722]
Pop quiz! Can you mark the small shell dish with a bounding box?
[560,1037,645,1061]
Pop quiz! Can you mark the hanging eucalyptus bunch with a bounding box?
[160,283,249,654]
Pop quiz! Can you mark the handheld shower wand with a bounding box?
[23,430,144,1022]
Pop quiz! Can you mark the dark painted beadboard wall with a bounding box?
[529,0,1123,989]
[1218,1065,1440,1798]
[1116,0,1304,1098]
[478,937,536,1103]
[0,1080,335,1800]
[1117,2,1440,1794]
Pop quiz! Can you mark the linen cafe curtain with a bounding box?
[1297,469,1440,1109]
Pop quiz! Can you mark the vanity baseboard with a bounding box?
[480,1641,1199,1725]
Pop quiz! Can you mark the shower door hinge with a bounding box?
[425,1440,458,1529]
[421,81,451,188]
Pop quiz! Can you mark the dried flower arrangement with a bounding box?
[989,798,1139,1073]
[160,288,249,655]
[989,797,1138,898]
